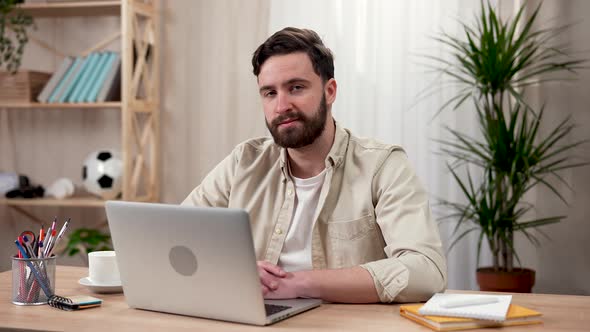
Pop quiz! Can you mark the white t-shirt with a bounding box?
[278,169,326,272]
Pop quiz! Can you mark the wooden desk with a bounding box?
[1,266,589,331]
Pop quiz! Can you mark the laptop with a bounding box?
[105,201,321,325]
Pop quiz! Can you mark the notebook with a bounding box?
[418,293,512,321]
[400,304,542,331]
[48,295,102,311]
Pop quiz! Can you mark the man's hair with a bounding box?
[252,27,334,82]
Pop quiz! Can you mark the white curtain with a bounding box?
[268,0,493,290]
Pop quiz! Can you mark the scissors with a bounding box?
[18,230,37,258]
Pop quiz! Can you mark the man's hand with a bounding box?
[263,272,302,299]
[257,261,286,296]
[257,262,380,303]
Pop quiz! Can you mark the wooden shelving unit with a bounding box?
[0,0,160,211]
[0,197,106,208]
[0,102,121,109]
[18,1,121,17]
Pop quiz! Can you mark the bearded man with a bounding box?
[182,27,447,303]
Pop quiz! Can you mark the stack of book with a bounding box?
[400,293,542,331]
[37,51,121,104]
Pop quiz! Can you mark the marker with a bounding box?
[440,297,499,308]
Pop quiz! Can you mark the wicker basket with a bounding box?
[0,70,52,103]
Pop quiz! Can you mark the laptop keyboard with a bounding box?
[265,304,292,316]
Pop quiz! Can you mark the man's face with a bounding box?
[258,52,330,149]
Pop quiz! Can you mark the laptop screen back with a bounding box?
[105,201,268,324]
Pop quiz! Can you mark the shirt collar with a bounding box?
[279,120,349,178]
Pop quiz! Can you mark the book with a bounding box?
[418,293,512,321]
[52,55,91,103]
[85,52,115,102]
[400,304,543,331]
[47,56,83,103]
[37,56,74,103]
[77,52,109,102]
[97,53,121,102]
[48,294,102,311]
[63,52,100,103]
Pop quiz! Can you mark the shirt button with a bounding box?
[275,228,283,235]
[287,189,293,196]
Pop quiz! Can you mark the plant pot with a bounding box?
[476,267,535,293]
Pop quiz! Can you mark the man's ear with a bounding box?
[324,78,337,105]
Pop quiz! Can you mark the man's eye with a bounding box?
[291,85,304,92]
[265,91,276,97]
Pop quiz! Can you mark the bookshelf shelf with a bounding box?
[0,102,121,109]
[0,195,153,208]
[18,1,121,18]
[0,197,106,208]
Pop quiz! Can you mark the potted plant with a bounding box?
[0,0,33,73]
[62,228,113,266]
[431,2,586,292]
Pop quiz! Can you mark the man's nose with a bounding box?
[275,91,292,114]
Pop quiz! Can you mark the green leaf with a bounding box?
[513,216,564,231]
[64,228,113,257]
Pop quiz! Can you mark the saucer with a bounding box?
[78,277,123,294]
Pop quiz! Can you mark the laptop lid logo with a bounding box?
[169,245,198,276]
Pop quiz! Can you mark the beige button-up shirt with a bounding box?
[182,122,447,302]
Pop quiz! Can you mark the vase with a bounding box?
[476,267,535,293]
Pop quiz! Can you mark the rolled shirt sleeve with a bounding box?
[361,149,447,303]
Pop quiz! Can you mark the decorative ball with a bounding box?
[82,150,123,200]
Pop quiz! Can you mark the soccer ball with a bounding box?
[82,150,123,200]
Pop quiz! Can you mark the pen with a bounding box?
[22,236,37,259]
[440,297,499,308]
[17,250,25,298]
[44,230,57,257]
[38,242,44,258]
[35,228,42,254]
[42,226,51,250]
[56,218,70,240]
[43,230,56,258]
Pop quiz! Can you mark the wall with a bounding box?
[159,0,269,204]
[524,0,590,295]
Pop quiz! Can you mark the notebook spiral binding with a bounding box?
[48,294,74,310]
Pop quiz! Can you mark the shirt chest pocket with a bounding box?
[322,213,386,268]
[324,214,377,240]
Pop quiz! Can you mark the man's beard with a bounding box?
[266,94,328,149]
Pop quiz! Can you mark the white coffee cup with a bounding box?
[88,251,121,285]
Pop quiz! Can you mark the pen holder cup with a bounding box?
[11,255,56,305]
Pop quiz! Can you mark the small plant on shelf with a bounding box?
[0,0,34,73]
